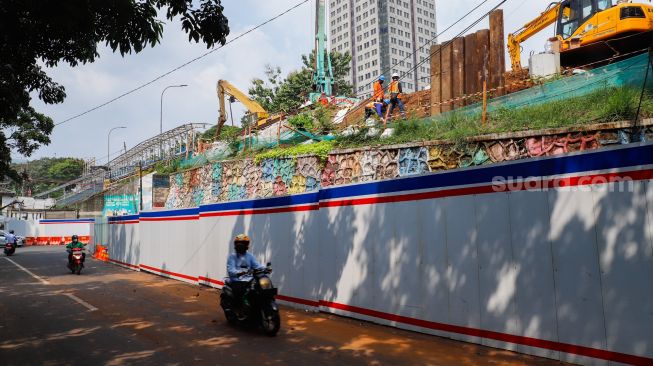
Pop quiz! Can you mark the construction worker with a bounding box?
[385,72,406,124]
[373,75,385,101]
[318,92,329,106]
[364,100,384,120]
[370,75,386,119]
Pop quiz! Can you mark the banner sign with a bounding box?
[103,194,138,217]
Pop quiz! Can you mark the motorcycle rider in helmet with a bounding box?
[66,235,86,265]
[5,230,17,247]
[226,234,265,312]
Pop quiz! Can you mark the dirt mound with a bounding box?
[341,89,432,126]
[503,68,535,94]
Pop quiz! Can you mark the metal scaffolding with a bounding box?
[107,123,209,181]
[34,123,210,203]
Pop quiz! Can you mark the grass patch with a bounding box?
[253,140,335,163]
[335,86,653,149]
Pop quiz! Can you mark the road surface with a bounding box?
[0,246,567,365]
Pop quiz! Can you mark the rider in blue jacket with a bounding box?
[226,234,265,307]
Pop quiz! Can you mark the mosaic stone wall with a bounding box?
[164,127,650,208]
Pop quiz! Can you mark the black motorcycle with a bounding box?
[4,242,15,256]
[220,262,281,336]
[67,247,85,275]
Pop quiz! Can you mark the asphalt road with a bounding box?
[0,246,568,366]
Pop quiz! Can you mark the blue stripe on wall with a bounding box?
[101,143,653,217]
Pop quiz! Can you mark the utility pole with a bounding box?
[108,126,127,180]
[159,84,187,157]
[138,162,143,212]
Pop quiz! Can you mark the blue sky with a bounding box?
[25,0,550,163]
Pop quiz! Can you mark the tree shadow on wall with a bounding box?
[301,179,653,364]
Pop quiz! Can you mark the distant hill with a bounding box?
[8,157,84,198]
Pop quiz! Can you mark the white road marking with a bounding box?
[3,257,50,285]
[63,293,98,312]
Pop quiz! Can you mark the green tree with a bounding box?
[248,65,282,112]
[248,51,353,114]
[1,0,230,181]
[47,160,84,180]
[9,157,84,197]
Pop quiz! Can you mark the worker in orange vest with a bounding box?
[384,73,406,124]
[370,75,386,119]
[318,92,329,106]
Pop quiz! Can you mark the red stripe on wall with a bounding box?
[200,204,319,217]
[140,216,198,222]
[320,185,496,208]
[318,300,652,365]
[139,264,198,281]
[105,258,652,364]
[277,294,320,307]
[108,258,140,269]
[320,169,653,209]
[198,276,224,286]
[544,169,653,188]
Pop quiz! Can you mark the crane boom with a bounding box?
[216,80,269,138]
[507,2,561,71]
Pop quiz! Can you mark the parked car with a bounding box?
[0,230,23,247]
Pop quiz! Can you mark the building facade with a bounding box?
[329,0,437,98]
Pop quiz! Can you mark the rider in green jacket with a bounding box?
[66,235,86,263]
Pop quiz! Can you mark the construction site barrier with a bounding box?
[100,142,653,365]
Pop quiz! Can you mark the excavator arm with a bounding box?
[508,2,561,70]
[216,80,269,138]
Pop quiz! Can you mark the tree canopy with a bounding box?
[9,158,84,198]
[248,51,353,114]
[0,0,230,181]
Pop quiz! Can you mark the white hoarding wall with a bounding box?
[6,219,40,237]
[101,143,653,365]
[39,219,93,238]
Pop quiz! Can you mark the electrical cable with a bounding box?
[343,0,508,119]
[54,0,310,127]
[350,0,494,98]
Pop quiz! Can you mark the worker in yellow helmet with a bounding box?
[384,72,406,124]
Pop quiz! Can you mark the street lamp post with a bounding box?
[107,126,127,179]
[159,84,187,157]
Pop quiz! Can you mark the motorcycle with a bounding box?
[67,247,85,275]
[220,262,281,336]
[4,242,15,256]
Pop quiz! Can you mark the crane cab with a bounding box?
[554,0,653,67]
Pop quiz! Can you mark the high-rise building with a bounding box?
[329,0,437,98]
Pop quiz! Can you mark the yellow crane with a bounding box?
[508,0,653,71]
[215,79,269,138]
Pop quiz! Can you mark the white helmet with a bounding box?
[392,72,400,78]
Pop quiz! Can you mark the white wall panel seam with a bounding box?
[590,186,611,354]
[473,195,483,337]
[545,188,563,361]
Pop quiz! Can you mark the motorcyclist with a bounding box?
[226,234,265,310]
[5,230,17,247]
[66,235,86,264]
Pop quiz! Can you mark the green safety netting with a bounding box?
[177,129,334,170]
[435,52,653,120]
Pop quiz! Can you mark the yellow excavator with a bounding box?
[215,79,270,137]
[508,0,653,70]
